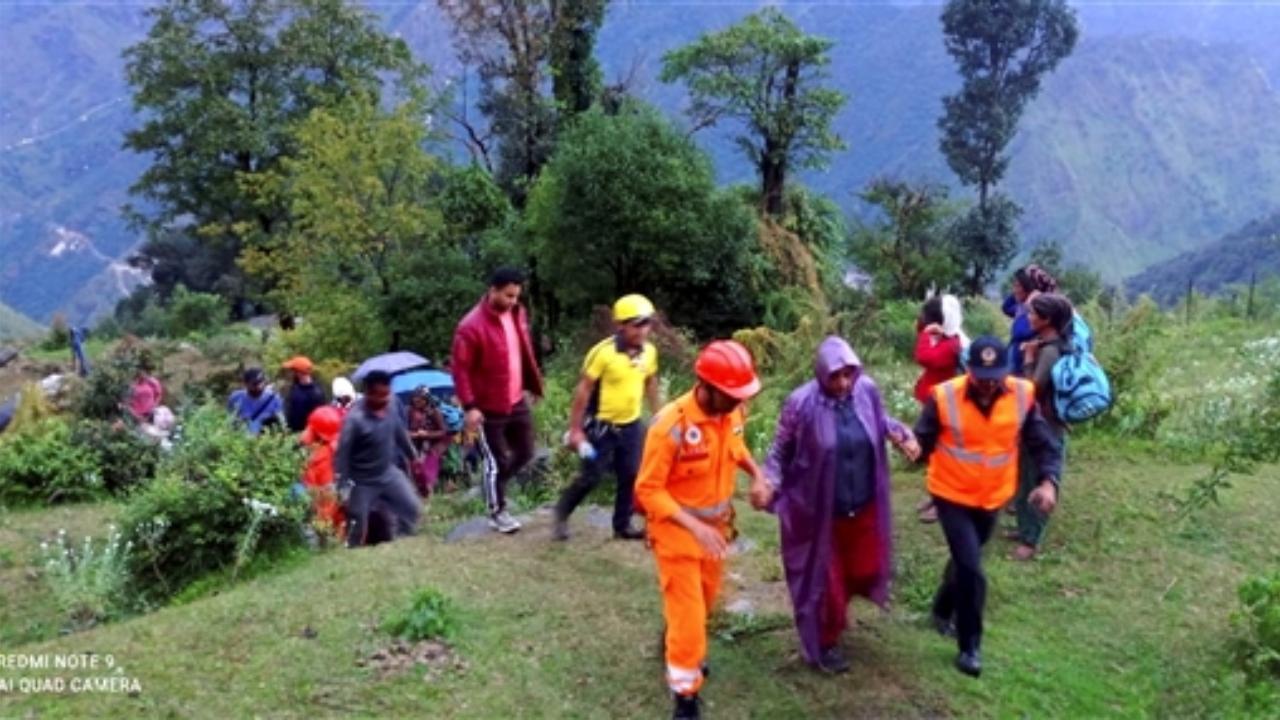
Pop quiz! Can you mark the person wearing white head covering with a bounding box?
[941,294,971,363]
[332,377,359,411]
[913,293,970,523]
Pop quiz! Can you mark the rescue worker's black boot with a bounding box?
[955,649,982,678]
[673,693,701,720]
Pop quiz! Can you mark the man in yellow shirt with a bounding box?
[635,340,765,720]
[554,294,662,541]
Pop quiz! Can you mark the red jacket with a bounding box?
[451,298,544,416]
[914,329,962,404]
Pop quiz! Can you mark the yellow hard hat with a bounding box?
[613,294,655,323]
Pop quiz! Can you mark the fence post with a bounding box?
[1246,270,1257,320]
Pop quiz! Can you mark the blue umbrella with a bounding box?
[353,351,431,381]
[391,369,455,399]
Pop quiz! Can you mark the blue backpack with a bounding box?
[438,403,465,433]
[1051,314,1112,423]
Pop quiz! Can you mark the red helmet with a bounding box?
[694,340,761,400]
[303,406,343,444]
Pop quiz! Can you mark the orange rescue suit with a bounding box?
[635,391,751,698]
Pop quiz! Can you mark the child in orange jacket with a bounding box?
[301,406,346,541]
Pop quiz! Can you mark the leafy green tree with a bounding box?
[123,0,424,311]
[439,0,558,204]
[250,99,444,357]
[851,179,965,300]
[550,0,607,116]
[527,104,761,337]
[439,164,516,261]
[661,8,845,218]
[937,0,1079,293]
[167,285,231,338]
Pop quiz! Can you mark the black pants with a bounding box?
[346,470,422,548]
[480,400,536,515]
[931,495,998,653]
[555,420,644,532]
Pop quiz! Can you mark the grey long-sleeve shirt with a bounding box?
[334,398,417,485]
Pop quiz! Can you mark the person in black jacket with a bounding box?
[282,356,327,433]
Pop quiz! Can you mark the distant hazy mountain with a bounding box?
[1127,213,1280,305]
[4,1,1280,323]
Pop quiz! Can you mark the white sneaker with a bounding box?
[489,510,522,534]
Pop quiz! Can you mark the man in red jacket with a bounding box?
[451,268,545,534]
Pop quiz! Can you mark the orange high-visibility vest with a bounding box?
[926,375,1034,511]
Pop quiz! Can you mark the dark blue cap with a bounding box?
[967,336,1010,381]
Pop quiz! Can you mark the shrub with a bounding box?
[119,404,306,601]
[1234,572,1280,714]
[71,420,161,495]
[961,297,1008,340]
[41,313,71,352]
[1093,297,1172,438]
[166,285,229,339]
[6,381,56,434]
[40,526,136,630]
[382,588,460,642]
[0,418,101,505]
[73,341,154,422]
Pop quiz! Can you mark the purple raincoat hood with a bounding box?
[766,339,908,665]
[815,336,862,384]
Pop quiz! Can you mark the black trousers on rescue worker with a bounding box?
[931,495,998,654]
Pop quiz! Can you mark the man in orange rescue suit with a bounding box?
[913,335,1063,678]
[635,340,766,720]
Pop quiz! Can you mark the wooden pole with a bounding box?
[1246,270,1257,320]
[1185,278,1193,325]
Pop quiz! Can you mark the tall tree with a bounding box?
[937,0,1078,294]
[122,0,423,313]
[851,179,965,300]
[660,8,845,218]
[251,99,445,357]
[527,104,762,337]
[438,0,558,205]
[549,0,607,116]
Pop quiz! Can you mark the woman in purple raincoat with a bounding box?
[756,336,919,673]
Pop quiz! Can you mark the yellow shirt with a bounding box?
[583,337,658,425]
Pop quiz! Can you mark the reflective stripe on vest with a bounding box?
[928,376,1036,510]
[681,499,730,520]
[939,379,1032,466]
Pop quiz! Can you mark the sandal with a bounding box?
[1010,544,1038,561]
[918,505,938,523]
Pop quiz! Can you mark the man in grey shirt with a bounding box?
[335,370,422,547]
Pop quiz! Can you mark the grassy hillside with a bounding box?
[0,300,43,342]
[0,306,1277,717]
[0,451,1274,718]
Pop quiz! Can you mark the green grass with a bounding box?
[0,502,120,647]
[1,447,1274,718]
[0,300,43,342]
[22,337,113,366]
